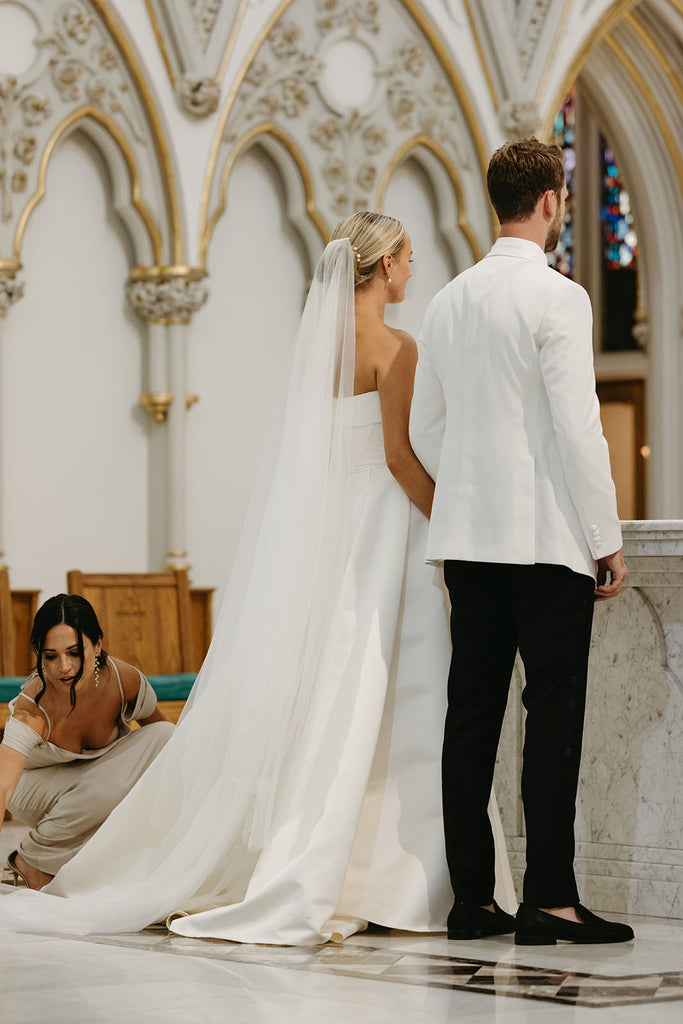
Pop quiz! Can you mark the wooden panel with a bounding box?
[0,570,15,676]
[597,379,647,519]
[67,570,195,674]
[11,590,39,677]
[190,587,214,669]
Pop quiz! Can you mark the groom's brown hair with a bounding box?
[487,138,565,224]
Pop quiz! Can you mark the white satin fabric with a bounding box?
[0,243,515,941]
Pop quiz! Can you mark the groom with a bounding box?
[410,137,634,945]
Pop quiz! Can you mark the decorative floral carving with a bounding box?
[42,2,145,142]
[499,99,540,138]
[0,77,50,220]
[0,274,24,317]
[13,137,36,165]
[270,22,303,61]
[126,276,209,323]
[218,0,474,220]
[189,0,223,52]
[20,95,51,127]
[316,0,380,35]
[176,75,220,118]
[62,4,93,46]
[517,0,552,76]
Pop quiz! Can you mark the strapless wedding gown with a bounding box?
[0,391,515,943]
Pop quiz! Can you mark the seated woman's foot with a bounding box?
[6,851,54,890]
[515,903,634,945]
[447,899,516,939]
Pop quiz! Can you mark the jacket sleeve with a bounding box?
[538,282,622,559]
[409,332,447,481]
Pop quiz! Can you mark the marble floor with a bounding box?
[2,823,682,1024]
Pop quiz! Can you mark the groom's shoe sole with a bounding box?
[514,903,634,945]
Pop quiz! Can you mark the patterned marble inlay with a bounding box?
[52,931,683,1009]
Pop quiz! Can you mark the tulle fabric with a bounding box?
[0,240,362,936]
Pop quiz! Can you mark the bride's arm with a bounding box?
[377,330,435,519]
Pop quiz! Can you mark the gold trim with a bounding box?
[602,35,683,197]
[186,394,199,410]
[129,265,208,281]
[200,122,327,268]
[377,135,483,263]
[0,260,22,275]
[90,0,184,264]
[462,0,499,111]
[217,0,251,82]
[165,550,188,558]
[200,0,494,264]
[145,0,250,87]
[140,392,174,423]
[144,0,176,87]
[535,0,575,104]
[540,0,642,138]
[626,9,683,108]
[13,106,163,265]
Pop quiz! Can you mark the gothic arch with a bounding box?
[0,0,184,275]
[200,124,327,274]
[200,0,493,273]
[541,1,683,518]
[13,106,163,268]
[379,136,484,272]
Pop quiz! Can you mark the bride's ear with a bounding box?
[382,254,392,278]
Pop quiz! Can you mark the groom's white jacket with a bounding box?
[409,236,622,580]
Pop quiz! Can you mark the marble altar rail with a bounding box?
[494,521,683,919]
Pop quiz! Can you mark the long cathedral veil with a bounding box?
[0,239,358,933]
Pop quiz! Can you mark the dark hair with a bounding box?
[30,594,107,712]
[487,137,565,224]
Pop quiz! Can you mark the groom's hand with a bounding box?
[595,549,627,601]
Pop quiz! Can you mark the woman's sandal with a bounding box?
[4,850,31,888]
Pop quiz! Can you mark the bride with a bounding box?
[0,213,514,943]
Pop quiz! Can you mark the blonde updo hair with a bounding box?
[330,212,407,289]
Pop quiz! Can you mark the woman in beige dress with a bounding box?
[0,593,173,889]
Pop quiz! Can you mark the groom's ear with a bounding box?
[541,189,557,219]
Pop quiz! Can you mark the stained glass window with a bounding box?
[601,142,638,269]
[547,88,575,278]
[601,137,639,350]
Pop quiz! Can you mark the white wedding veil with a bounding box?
[0,239,358,933]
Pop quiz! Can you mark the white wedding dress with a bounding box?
[0,243,515,943]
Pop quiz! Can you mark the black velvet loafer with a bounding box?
[447,899,516,940]
[515,903,634,945]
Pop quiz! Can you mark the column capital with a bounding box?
[126,267,208,324]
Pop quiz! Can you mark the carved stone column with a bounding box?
[126,267,208,571]
[0,265,24,571]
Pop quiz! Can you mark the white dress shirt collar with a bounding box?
[487,236,548,264]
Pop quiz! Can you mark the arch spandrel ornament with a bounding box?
[144,0,250,118]
[200,0,492,268]
[0,0,184,272]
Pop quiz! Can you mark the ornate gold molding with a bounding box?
[89,0,184,264]
[462,0,500,111]
[12,105,163,266]
[200,121,327,268]
[129,265,208,281]
[626,9,683,108]
[534,0,575,105]
[540,0,642,139]
[200,0,493,266]
[140,392,174,423]
[377,134,483,262]
[603,35,683,197]
[186,393,199,411]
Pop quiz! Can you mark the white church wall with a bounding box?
[186,147,307,601]
[3,134,149,600]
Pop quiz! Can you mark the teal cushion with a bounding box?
[0,674,196,703]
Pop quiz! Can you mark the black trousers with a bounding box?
[442,560,595,909]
